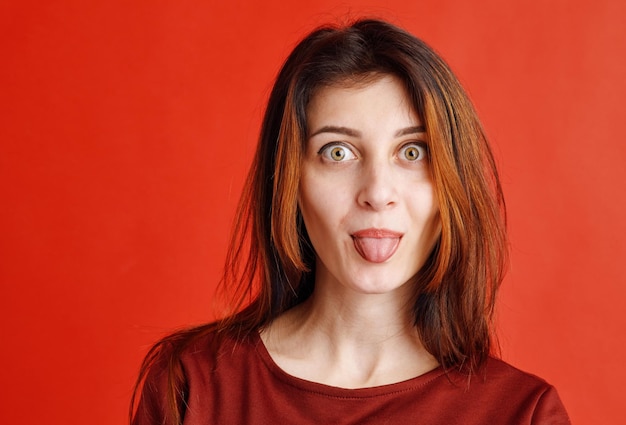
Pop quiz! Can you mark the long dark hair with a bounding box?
[131,18,507,425]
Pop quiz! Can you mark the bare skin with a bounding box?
[260,289,439,388]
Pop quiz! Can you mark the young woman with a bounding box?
[131,19,570,424]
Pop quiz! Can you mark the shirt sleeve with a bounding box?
[531,385,571,425]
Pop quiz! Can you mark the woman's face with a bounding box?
[299,75,441,296]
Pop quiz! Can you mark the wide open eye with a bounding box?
[400,143,428,162]
[319,143,357,162]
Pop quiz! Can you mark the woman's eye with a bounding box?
[320,144,356,162]
[400,143,428,161]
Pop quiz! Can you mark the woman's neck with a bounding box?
[260,285,439,388]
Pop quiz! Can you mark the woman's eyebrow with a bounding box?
[309,125,425,138]
[395,125,425,137]
[309,126,361,138]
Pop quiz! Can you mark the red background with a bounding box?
[1,1,624,424]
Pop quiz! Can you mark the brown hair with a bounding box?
[131,18,507,425]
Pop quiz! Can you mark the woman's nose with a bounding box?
[356,161,397,210]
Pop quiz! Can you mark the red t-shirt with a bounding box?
[133,331,570,424]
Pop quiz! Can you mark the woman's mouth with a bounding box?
[351,228,402,263]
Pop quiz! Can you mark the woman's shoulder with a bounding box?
[149,323,257,371]
[131,323,259,424]
[464,357,571,424]
[480,357,553,387]
[463,356,558,399]
[176,325,257,370]
[134,323,227,391]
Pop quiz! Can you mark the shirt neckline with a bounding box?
[251,331,447,399]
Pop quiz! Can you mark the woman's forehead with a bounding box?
[305,75,423,134]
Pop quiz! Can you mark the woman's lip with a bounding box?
[351,228,403,238]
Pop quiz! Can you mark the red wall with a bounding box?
[1,1,624,423]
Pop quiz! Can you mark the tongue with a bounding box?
[353,237,400,263]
